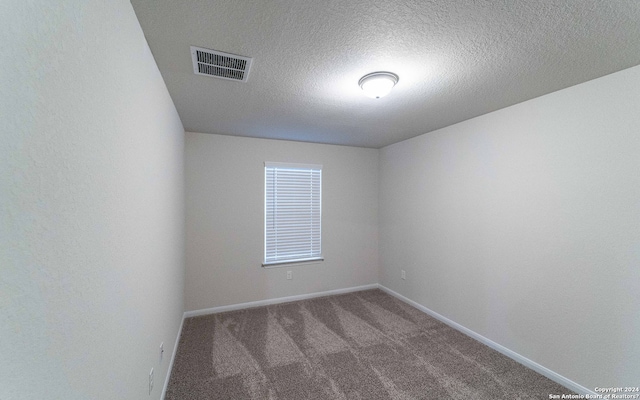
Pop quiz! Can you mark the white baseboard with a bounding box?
[183,283,379,318]
[378,285,596,397]
[160,315,184,400]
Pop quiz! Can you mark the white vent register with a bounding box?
[190,46,252,82]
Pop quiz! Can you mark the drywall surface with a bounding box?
[0,1,185,399]
[185,133,378,311]
[379,65,640,389]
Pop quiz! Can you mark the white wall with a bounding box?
[0,1,185,399]
[185,133,378,311]
[379,65,640,388]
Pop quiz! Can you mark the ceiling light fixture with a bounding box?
[358,71,399,99]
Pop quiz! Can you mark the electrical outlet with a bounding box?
[401,270,406,280]
[286,270,292,280]
[149,368,154,395]
[160,342,164,363]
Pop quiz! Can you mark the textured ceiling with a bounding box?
[131,0,640,148]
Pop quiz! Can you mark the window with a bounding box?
[264,162,322,266]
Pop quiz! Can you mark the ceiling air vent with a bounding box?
[190,46,252,82]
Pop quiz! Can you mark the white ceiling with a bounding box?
[131,0,640,148]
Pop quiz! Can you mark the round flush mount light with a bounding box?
[358,71,399,99]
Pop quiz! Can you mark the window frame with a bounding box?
[263,162,323,267]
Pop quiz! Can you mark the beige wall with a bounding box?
[185,133,379,311]
[0,1,185,399]
[379,65,640,388]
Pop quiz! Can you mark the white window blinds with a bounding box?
[264,162,322,265]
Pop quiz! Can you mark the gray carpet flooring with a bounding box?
[166,289,571,399]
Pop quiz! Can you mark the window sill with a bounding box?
[262,257,324,268]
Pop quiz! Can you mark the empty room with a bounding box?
[2,0,639,399]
